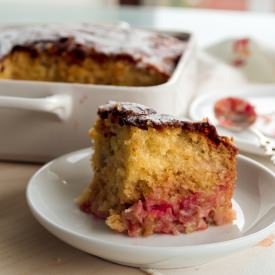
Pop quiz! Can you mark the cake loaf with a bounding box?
[77,102,238,237]
[0,24,187,86]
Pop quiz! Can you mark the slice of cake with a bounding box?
[77,102,238,237]
[0,24,187,86]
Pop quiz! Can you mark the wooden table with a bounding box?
[1,152,274,275]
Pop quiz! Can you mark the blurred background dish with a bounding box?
[189,85,275,155]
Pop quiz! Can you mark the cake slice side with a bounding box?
[77,102,238,237]
[77,102,157,217]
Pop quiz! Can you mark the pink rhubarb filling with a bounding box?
[80,185,234,237]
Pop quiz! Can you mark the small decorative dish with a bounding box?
[189,84,275,155]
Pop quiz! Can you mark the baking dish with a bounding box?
[0,30,197,162]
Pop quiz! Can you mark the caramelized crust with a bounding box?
[0,24,187,85]
[98,102,238,151]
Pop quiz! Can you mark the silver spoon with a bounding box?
[214,97,275,164]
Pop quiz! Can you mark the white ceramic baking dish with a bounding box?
[0,31,197,162]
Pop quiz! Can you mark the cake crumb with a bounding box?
[257,235,275,247]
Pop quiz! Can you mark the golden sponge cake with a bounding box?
[77,102,238,236]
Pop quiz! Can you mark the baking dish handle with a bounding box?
[0,94,72,120]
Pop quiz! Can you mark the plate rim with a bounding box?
[26,148,275,252]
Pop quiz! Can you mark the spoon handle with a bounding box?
[250,127,275,164]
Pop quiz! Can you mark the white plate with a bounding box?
[26,148,275,269]
[189,84,275,155]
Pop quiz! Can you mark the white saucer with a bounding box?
[26,148,275,269]
[189,84,275,155]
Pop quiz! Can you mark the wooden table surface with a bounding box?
[1,152,274,275]
[0,162,142,275]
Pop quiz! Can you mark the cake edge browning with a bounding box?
[98,101,238,153]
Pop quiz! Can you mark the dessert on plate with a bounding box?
[0,24,187,86]
[77,102,238,237]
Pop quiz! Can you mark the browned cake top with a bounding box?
[0,23,187,76]
[98,102,238,151]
